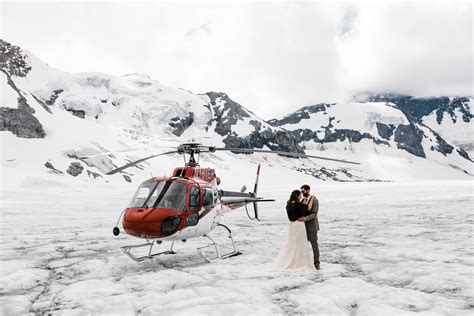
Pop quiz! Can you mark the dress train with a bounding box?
[274,221,316,270]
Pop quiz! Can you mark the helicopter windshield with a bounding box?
[128,180,187,211]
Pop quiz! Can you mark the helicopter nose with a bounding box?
[123,208,158,237]
[122,208,183,238]
[124,208,148,221]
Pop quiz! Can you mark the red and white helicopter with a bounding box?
[106,143,359,262]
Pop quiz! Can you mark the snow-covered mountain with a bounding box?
[1,39,472,183]
[363,94,473,155]
[268,98,472,179]
[268,99,471,159]
[1,39,299,150]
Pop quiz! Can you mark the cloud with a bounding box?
[338,5,358,37]
[186,24,211,37]
[1,2,472,119]
[337,2,473,98]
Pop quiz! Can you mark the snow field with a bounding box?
[1,179,472,315]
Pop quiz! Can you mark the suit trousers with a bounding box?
[307,231,319,264]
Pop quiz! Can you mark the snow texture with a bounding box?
[1,175,473,315]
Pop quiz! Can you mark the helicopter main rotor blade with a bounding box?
[106,150,180,175]
[213,147,360,165]
[76,147,154,159]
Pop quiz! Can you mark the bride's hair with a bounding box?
[287,189,301,204]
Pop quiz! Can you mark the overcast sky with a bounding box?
[1,1,472,119]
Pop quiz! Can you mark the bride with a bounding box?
[274,189,316,270]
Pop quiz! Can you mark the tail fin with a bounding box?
[252,164,261,220]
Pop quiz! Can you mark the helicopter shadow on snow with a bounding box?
[154,252,209,270]
[114,238,230,272]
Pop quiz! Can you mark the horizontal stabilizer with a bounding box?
[220,196,275,205]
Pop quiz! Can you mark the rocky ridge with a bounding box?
[268,100,471,162]
[0,39,46,138]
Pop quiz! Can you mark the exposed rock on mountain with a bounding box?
[268,103,327,126]
[366,94,472,124]
[0,39,32,77]
[44,161,63,174]
[67,162,84,176]
[363,94,473,155]
[206,92,251,136]
[206,92,303,152]
[0,107,45,138]
[392,123,425,158]
[169,113,194,136]
[1,40,46,138]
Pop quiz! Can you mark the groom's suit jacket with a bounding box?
[303,195,319,232]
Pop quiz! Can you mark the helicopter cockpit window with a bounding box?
[153,181,187,211]
[128,181,160,208]
[189,186,201,211]
[128,181,187,211]
[203,189,214,208]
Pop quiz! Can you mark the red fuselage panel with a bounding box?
[123,207,183,238]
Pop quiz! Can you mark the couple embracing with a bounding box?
[274,184,320,271]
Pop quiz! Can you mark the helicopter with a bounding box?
[103,142,359,262]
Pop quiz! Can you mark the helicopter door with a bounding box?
[187,186,201,226]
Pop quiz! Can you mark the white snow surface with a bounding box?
[1,174,473,315]
[1,72,20,109]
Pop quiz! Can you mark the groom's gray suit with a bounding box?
[303,195,320,265]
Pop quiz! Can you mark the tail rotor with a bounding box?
[251,164,261,221]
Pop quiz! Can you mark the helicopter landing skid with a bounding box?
[121,241,176,262]
[197,224,242,262]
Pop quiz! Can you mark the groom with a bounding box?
[298,184,320,270]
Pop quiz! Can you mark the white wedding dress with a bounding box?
[274,221,316,270]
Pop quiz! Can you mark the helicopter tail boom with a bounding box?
[218,164,273,220]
